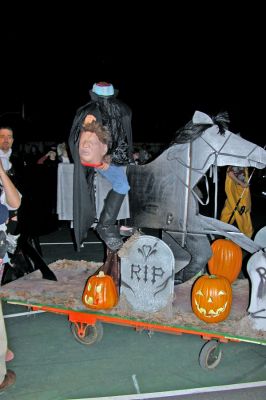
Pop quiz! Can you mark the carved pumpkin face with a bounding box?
[208,239,242,283]
[82,271,118,310]
[192,275,232,323]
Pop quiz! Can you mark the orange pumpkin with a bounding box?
[191,275,232,323]
[208,239,242,283]
[82,271,118,310]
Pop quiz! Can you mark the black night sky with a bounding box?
[0,6,264,147]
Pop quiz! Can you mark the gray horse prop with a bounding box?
[127,111,266,283]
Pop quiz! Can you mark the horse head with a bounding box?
[127,111,266,283]
[128,110,266,232]
[169,111,266,181]
[199,116,266,170]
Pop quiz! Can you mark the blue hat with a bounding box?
[0,204,9,225]
[92,82,114,96]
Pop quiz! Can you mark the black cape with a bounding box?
[68,91,133,250]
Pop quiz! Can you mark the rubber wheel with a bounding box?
[199,340,222,370]
[70,321,103,345]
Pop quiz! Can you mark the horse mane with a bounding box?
[171,111,230,145]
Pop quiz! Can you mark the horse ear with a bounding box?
[192,111,213,125]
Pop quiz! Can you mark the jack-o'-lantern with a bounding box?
[191,275,232,323]
[82,271,118,310]
[208,239,242,283]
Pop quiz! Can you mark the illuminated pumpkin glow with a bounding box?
[194,289,228,318]
[192,275,232,323]
[82,271,118,310]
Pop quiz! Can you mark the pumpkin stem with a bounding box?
[98,271,105,277]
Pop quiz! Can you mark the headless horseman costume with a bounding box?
[69,82,133,251]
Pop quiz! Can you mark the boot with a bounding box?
[96,189,125,251]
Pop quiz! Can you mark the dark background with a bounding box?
[0,6,265,242]
[0,6,264,147]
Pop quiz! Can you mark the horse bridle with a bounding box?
[169,131,259,218]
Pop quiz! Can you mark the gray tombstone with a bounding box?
[247,249,266,331]
[120,235,175,312]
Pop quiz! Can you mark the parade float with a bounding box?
[1,111,266,370]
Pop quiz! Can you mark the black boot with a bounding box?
[1,234,57,285]
[96,189,125,251]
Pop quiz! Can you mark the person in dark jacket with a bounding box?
[69,82,133,251]
[0,125,56,284]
